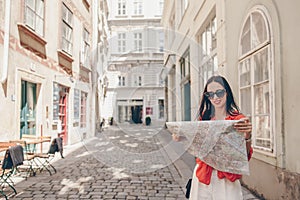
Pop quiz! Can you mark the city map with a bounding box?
[166,120,250,175]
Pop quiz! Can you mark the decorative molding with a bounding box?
[79,64,91,83]
[17,23,47,59]
[57,49,74,75]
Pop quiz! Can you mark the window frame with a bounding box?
[80,91,87,128]
[81,28,90,66]
[238,7,275,154]
[117,33,126,53]
[24,0,45,37]
[158,0,164,16]
[117,0,126,16]
[118,75,126,87]
[133,74,143,86]
[134,32,143,52]
[62,3,73,55]
[180,48,191,121]
[74,89,80,120]
[133,0,143,15]
[199,15,218,86]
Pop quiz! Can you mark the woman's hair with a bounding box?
[197,75,240,120]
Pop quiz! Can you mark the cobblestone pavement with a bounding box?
[5,124,261,200]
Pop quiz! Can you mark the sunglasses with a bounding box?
[204,89,226,99]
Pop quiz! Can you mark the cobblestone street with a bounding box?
[7,124,261,200]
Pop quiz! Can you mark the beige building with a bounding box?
[102,0,165,125]
[0,0,106,145]
[162,0,300,199]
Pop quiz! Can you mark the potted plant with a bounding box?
[145,116,151,126]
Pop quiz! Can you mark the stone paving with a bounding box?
[4,123,261,200]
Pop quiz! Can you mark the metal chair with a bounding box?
[0,145,24,199]
[9,140,36,178]
[33,136,57,175]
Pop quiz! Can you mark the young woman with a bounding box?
[187,75,252,199]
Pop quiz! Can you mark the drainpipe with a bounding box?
[1,0,11,83]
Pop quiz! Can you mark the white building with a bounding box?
[162,0,300,199]
[103,0,165,125]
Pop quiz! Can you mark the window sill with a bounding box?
[17,23,47,59]
[132,15,144,18]
[252,148,277,166]
[115,15,128,18]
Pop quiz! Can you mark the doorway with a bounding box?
[131,105,143,124]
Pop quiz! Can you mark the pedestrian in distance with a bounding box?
[173,75,253,200]
[99,118,105,132]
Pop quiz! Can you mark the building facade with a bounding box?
[162,0,300,199]
[94,0,110,130]
[0,0,105,145]
[102,0,165,125]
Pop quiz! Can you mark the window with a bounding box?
[180,49,191,121]
[117,0,126,15]
[158,99,164,119]
[200,16,218,85]
[238,8,273,152]
[74,89,80,119]
[118,75,126,86]
[159,31,164,52]
[133,0,143,15]
[170,67,176,121]
[20,81,37,136]
[158,0,164,15]
[81,28,90,65]
[62,4,73,55]
[183,0,188,10]
[118,33,126,52]
[180,0,188,16]
[80,92,87,128]
[134,33,142,52]
[138,76,142,86]
[24,0,44,36]
[133,75,142,86]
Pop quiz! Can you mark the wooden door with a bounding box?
[59,89,68,145]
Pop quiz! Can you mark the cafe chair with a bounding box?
[33,136,57,175]
[9,140,36,178]
[0,145,24,199]
[48,137,64,158]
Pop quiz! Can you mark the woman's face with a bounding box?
[206,81,227,110]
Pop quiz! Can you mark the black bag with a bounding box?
[185,178,192,199]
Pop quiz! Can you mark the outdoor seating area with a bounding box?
[0,136,63,199]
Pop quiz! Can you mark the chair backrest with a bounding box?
[8,145,24,167]
[9,140,30,154]
[38,136,51,142]
[1,145,24,169]
[21,135,37,140]
[48,137,64,158]
[9,140,26,147]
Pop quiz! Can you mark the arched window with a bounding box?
[238,7,274,152]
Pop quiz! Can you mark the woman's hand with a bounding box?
[172,134,181,141]
[234,118,252,140]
